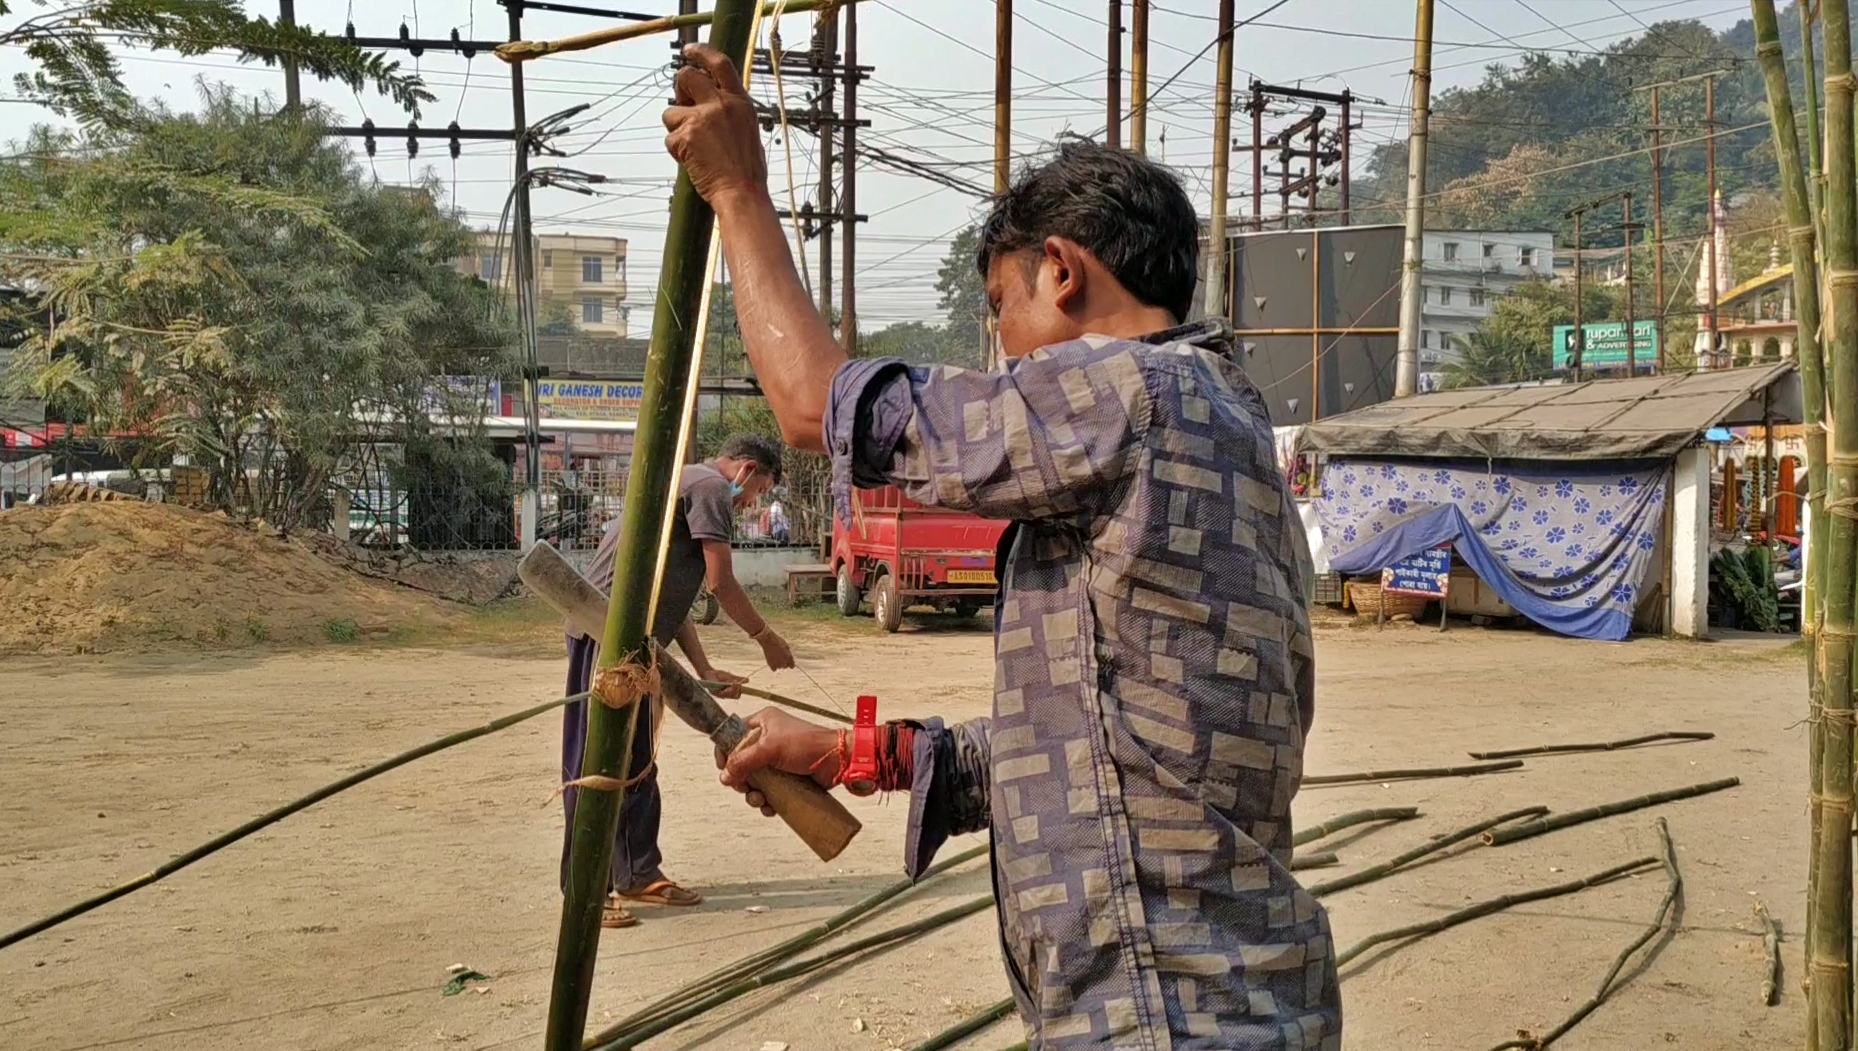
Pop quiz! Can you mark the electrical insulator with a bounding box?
[400,22,422,57]
[361,118,377,158]
[448,121,462,160]
[453,27,475,59]
[345,22,356,41]
[407,122,419,158]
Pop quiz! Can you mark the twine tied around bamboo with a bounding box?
[1808,790,1856,815]
[594,650,661,710]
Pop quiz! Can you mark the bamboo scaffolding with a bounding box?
[0,691,590,953]
[1486,818,1682,1050]
[1480,778,1739,846]
[1756,899,1782,1006]
[1303,759,1521,786]
[1467,732,1712,760]
[582,844,988,1041]
[1307,806,1549,898]
[1292,807,1421,846]
[543,4,760,1048]
[1813,2,1858,1046]
[906,998,1016,1051]
[586,896,996,1051]
[1335,855,1657,969]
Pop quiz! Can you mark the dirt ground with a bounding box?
[0,604,1807,1051]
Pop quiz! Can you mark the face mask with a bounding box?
[729,465,752,499]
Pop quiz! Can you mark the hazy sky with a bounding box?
[0,0,1752,329]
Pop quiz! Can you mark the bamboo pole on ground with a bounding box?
[1467,732,1712,760]
[1756,899,1783,1006]
[1302,759,1521,786]
[1815,2,1858,1046]
[906,998,1016,1051]
[1289,851,1340,871]
[1749,5,1832,1036]
[1307,806,1548,898]
[542,4,759,1048]
[1291,807,1421,846]
[0,691,590,952]
[1480,778,1738,846]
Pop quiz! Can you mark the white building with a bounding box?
[1418,229,1557,391]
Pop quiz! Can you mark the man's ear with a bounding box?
[1041,236,1089,313]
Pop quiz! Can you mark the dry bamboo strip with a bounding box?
[1335,856,1658,969]
[1303,759,1522,786]
[1307,806,1549,898]
[1756,899,1783,1006]
[702,680,854,724]
[1481,778,1739,846]
[1486,818,1682,1050]
[1290,852,1340,871]
[906,998,1016,1051]
[1467,732,1713,761]
[0,691,591,953]
[1292,807,1421,847]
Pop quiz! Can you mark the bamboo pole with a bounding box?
[1816,3,1858,1048]
[1335,855,1657,969]
[1481,778,1739,846]
[0,691,589,953]
[1290,851,1341,871]
[703,680,855,724]
[1467,732,1712,760]
[1486,818,1682,1050]
[1292,807,1421,846]
[1303,759,1521,786]
[543,4,760,1048]
[1307,806,1548,898]
[1748,6,1831,1038]
[583,843,988,1041]
[496,0,857,62]
[586,896,997,1051]
[1756,899,1783,1006]
[1802,0,1826,230]
[907,998,1016,1051]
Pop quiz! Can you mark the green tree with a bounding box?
[538,299,582,337]
[936,225,986,355]
[1441,329,1543,389]
[0,88,512,530]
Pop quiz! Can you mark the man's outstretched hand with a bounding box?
[719,706,840,816]
[663,43,767,210]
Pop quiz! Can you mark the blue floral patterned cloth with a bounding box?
[1313,458,1668,640]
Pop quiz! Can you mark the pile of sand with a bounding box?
[0,501,459,655]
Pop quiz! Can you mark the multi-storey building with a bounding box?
[457,232,630,337]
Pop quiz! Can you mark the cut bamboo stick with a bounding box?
[1292,807,1421,846]
[1308,806,1549,898]
[1337,855,1657,968]
[702,680,854,724]
[1486,818,1682,1050]
[1290,851,1340,871]
[0,691,590,952]
[1467,732,1713,760]
[906,998,1016,1051]
[1480,778,1739,846]
[1756,899,1782,1006]
[1303,759,1521,786]
[586,896,997,1051]
[496,0,858,63]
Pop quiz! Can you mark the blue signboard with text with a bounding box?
[1381,547,1452,597]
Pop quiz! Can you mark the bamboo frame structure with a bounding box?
[1335,855,1657,969]
[1307,806,1548,898]
[1814,3,1858,1047]
[0,691,590,952]
[1292,807,1421,846]
[1467,732,1712,760]
[543,4,760,1048]
[1302,759,1521,786]
[1486,818,1682,1050]
[1481,778,1739,846]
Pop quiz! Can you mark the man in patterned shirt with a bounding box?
[664,43,1338,1051]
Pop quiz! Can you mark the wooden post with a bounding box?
[1623,191,1635,377]
[279,0,301,110]
[540,4,759,1049]
[1650,86,1665,373]
[1129,0,1148,156]
[1706,75,1720,369]
[1204,0,1235,319]
[840,0,858,355]
[995,0,1011,194]
[1106,0,1121,149]
[1394,0,1435,397]
[1571,208,1584,382]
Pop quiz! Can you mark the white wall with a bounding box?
[1671,446,1712,639]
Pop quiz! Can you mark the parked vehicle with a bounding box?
[830,486,1009,632]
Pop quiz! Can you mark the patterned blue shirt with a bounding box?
[825,320,1339,1050]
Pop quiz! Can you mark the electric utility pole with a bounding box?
[1394,0,1435,397]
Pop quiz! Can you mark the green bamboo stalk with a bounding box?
[1336,855,1657,969]
[587,896,997,1051]
[1466,732,1712,760]
[1303,759,1521,786]
[0,691,589,953]
[1480,778,1739,846]
[1750,5,1832,1041]
[1486,818,1682,1051]
[1307,806,1549,898]
[542,3,760,1047]
[1816,3,1858,1049]
[1803,0,1826,226]
[583,844,989,1042]
[1291,807,1421,846]
[906,998,1016,1051]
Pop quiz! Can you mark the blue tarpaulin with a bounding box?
[1314,459,1668,641]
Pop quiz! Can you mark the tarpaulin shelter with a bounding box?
[1296,364,1801,640]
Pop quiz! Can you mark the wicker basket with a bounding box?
[1347,579,1432,620]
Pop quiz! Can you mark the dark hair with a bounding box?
[718,433,784,484]
[976,138,1200,322]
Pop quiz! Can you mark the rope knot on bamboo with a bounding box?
[593,652,661,710]
[1821,496,1858,520]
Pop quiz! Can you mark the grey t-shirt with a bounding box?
[576,462,737,646]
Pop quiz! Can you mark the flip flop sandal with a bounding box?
[601,897,639,928]
[617,879,703,907]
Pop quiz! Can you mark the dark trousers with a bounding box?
[560,633,663,895]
